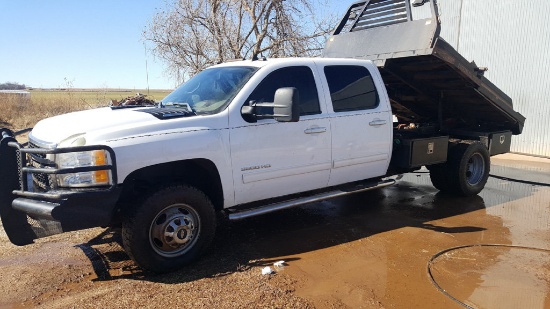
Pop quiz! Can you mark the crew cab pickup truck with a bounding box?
[0,0,525,272]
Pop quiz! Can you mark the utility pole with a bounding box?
[144,42,150,95]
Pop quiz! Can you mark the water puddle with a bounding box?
[429,245,550,309]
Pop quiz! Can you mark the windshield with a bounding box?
[161,66,258,115]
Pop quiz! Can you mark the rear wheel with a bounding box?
[428,163,451,192]
[448,142,490,196]
[122,185,216,273]
[429,142,490,196]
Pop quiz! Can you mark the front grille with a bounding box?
[15,148,24,190]
[28,142,55,191]
[32,172,51,191]
[28,142,45,159]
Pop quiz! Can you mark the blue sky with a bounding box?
[0,1,346,90]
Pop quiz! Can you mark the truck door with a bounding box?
[228,65,331,205]
[318,62,392,186]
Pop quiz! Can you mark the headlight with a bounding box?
[55,150,112,187]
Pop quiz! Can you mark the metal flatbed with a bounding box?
[323,0,525,135]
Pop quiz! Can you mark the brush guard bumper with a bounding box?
[0,128,121,245]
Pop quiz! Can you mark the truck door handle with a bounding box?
[369,119,387,127]
[304,127,327,134]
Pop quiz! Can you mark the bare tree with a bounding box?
[145,0,336,82]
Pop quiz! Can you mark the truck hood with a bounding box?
[30,107,198,146]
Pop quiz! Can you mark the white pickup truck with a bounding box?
[0,0,524,272]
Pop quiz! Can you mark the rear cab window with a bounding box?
[324,65,380,112]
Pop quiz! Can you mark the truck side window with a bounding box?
[324,65,379,112]
[245,66,321,119]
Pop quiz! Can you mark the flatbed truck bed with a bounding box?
[323,0,525,135]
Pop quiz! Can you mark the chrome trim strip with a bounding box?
[332,153,388,169]
[242,162,332,184]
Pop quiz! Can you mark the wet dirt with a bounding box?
[1,154,549,308]
[429,245,550,309]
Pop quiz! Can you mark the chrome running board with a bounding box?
[228,178,395,220]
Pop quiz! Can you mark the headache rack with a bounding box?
[323,0,525,135]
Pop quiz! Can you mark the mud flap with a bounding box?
[0,128,36,245]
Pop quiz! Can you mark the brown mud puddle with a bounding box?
[254,169,550,308]
[430,245,550,309]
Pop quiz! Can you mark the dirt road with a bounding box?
[1,154,549,308]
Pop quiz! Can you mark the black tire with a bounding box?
[122,185,216,273]
[447,142,490,196]
[429,163,451,192]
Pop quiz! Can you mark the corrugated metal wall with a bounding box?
[438,0,550,157]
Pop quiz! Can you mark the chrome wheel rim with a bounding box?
[466,153,485,185]
[149,204,200,258]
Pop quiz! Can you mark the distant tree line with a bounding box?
[0,82,26,90]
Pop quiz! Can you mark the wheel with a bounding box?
[429,163,451,192]
[447,142,490,196]
[122,185,216,273]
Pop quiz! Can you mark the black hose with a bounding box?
[413,171,550,187]
[427,244,550,309]
[488,174,550,187]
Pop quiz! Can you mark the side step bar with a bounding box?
[228,178,395,220]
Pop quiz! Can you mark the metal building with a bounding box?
[437,0,550,157]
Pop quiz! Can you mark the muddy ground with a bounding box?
[1,154,549,309]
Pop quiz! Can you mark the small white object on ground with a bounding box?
[261,266,274,275]
[273,260,285,268]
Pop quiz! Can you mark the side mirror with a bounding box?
[241,87,300,122]
[273,87,300,122]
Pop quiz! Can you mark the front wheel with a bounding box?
[122,185,216,273]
